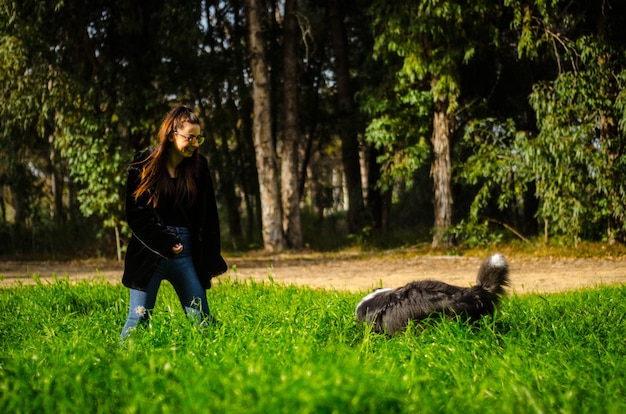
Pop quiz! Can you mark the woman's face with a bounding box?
[170,121,201,159]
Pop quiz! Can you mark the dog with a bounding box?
[355,253,510,335]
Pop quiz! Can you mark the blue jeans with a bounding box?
[120,226,213,340]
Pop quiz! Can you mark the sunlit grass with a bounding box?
[1,277,625,413]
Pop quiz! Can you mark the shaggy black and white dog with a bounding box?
[355,253,510,335]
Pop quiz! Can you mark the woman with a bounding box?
[120,105,227,340]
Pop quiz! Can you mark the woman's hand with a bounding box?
[172,243,183,254]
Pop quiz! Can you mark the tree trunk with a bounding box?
[49,150,66,224]
[367,145,390,232]
[245,0,286,252]
[0,183,5,223]
[47,113,66,224]
[430,93,454,248]
[599,110,623,244]
[327,1,365,234]
[114,221,122,262]
[218,127,243,247]
[281,0,303,249]
[232,1,263,246]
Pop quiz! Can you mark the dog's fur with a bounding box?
[355,253,510,335]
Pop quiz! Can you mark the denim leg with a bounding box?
[120,226,215,340]
[166,228,213,326]
[168,254,212,325]
[120,265,163,341]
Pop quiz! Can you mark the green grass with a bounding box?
[1,277,625,413]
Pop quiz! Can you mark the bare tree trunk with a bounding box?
[599,109,623,244]
[0,184,5,223]
[327,1,365,234]
[47,114,66,224]
[430,94,454,248]
[49,153,65,224]
[114,221,122,262]
[281,0,303,249]
[231,0,263,246]
[367,145,390,232]
[245,0,286,252]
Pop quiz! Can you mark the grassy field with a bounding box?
[1,276,625,413]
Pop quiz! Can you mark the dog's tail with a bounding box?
[475,253,510,297]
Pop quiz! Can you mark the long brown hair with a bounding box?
[132,105,202,208]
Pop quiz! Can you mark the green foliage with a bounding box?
[0,27,61,227]
[363,0,505,247]
[458,26,626,245]
[364,111,431,191]
[55,113,129,228]
[2,0,626,253]
[0,1,130,232]
[527,37,626,243]
[505,0,576,61]
[1,279,625,412]
[458,119,531,218]
[450,219,503,249]
[455,118,535,247]
[368,0,500,107]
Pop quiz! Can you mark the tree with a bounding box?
[0,2,101,254]
[281,0,303,249]
[459,0,626,246]
[527,40,626,244]
[5,0,625,255]
[245,0,286,251]
[0,0,208,257]
[327,0,366,234]
[367,0,501,247]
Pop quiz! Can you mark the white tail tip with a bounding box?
[489,253,507,268]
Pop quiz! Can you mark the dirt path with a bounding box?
[2,251,625,295]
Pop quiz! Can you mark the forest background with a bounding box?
[1,0,626,260]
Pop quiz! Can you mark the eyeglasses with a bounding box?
[174,131,205,146]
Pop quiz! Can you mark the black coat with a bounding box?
[122,149,227,290]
